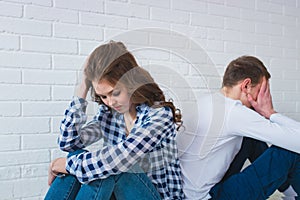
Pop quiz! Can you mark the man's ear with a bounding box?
[240,78,252,93]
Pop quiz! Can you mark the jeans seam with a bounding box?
[92,180,104,200]
[63,177,78,200]
[133,173,160,200]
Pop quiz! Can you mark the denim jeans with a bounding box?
[209,144,300,199]
[221,137,268,182]
[221,137,290,191]
[44,150,161,200]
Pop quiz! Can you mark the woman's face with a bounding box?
[92,79,132,114]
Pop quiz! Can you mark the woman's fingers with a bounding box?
[48,162,56,186]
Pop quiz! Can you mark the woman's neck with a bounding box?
[124,103,137,119]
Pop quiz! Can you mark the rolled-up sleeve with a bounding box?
[59,97,103,152]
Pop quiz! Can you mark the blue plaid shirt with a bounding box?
[59,97,184,199]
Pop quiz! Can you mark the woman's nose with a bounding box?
[107,96,116,107]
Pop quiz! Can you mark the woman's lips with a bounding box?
[113,106,122,111]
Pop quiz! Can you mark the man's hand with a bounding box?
[48,157,68,186]
[247,77,276,119]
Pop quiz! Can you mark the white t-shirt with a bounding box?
[177,92,300,200]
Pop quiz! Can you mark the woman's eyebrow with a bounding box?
[96,89,114,97]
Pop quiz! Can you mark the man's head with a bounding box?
[223,56,271,88]
[222,56,271,107]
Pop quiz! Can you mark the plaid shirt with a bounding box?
[59,97,184,199]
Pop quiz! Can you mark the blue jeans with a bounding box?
[221,137,290,192]
[221,137,268,182]
[209,145,300,199]
[44,150,161,200]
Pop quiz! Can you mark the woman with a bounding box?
[45,41,184,200]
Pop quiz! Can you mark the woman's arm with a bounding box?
[58,57,103,151]
[65,106,175,184]
[58,97,104,151]
[74,57,91,99]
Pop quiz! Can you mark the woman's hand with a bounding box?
[247,77,276,119]
[48,157,68,186]
[75,56,92,99]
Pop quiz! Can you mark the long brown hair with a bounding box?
[84,41,183,129]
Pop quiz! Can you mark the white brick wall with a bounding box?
[0,0,300,199]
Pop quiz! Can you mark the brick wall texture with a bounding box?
[0,0,300,199]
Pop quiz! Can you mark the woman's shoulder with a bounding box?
[135,104,174,131]
[137,103,173,120]
[137,103,171,112]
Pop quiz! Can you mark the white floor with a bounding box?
[268,190,284,200]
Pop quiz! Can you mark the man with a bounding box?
[178,56,300,199]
